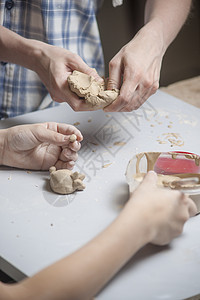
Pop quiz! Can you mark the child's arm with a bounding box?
[0,122,83,170]
[1,171,196,300]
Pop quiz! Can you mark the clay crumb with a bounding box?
[73,122,80,126]
[168,125,173,128]
[69,134,77,143]
[88,119,92,122]
[8,175,11,180]
[27,171,32,174]
[150,124,154,127]
[157,133,184,147]
[114,141,126,146]
[89,142,99,146]
[168,138,184,147]
[102,163,112,168]
[157,141,167,144]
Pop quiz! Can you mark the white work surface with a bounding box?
[0,90,200,299]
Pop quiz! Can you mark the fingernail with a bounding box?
[74,141,80,147]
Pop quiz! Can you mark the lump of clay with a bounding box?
[49,166,85,195]
[69,134,77,143]
[68,70,119,109]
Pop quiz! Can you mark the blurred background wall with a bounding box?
[97,0,200,86]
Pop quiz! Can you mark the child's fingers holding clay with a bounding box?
[68,140,81,152]
[57,124,83,142]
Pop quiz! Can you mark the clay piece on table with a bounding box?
[126,152,200,214]
[67,70,119,109]
[49,166,85,195]
[127,151,200,190]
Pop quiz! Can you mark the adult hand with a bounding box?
[105,23,163,112]
[0,26,103,112]
[129,171,197,246]
[34,43,103,111]
[2,122,83,170]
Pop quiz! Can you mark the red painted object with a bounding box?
[154,151,200,175]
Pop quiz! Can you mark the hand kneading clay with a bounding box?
[68,70,119,109]
[49,166,85,195]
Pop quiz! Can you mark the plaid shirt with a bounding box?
[0,0,106,118]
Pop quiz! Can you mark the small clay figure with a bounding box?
[49,166,85,195]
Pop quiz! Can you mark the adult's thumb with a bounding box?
[77,62,103,83]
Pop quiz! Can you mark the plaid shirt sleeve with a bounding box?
[0,0,105,118]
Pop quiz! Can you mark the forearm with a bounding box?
[0,25,44,72]
[5,203,152,300]
[1,172,194,299]
[144,0,192,52]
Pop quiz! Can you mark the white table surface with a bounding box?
[0,90,200,299]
